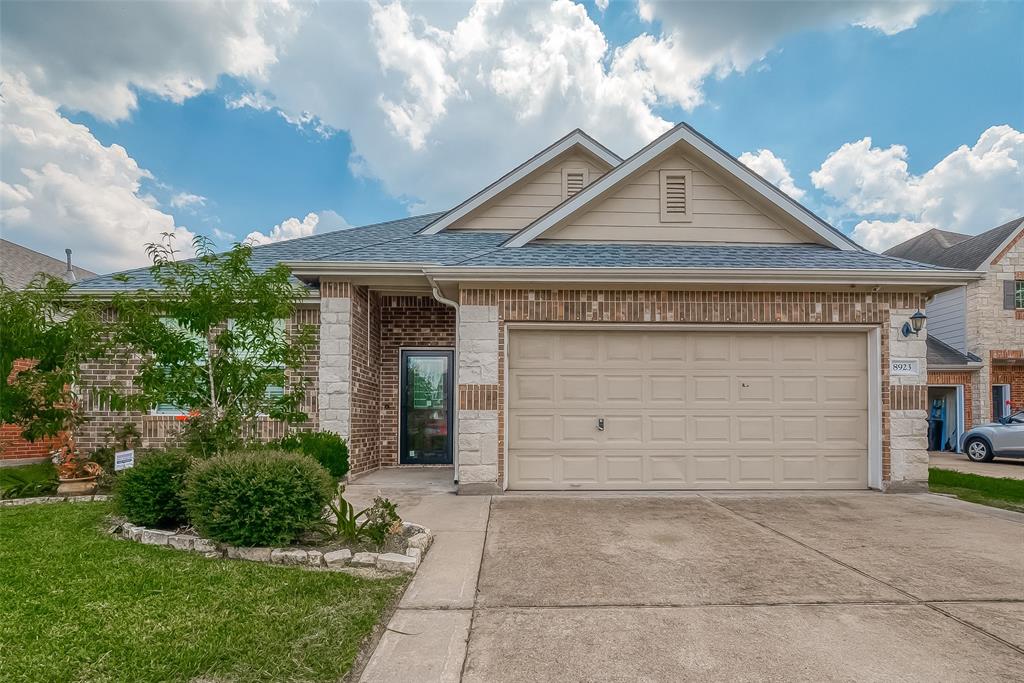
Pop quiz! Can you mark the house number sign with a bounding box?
[889,359,920,376]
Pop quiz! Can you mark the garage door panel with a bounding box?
[507,330,869,490]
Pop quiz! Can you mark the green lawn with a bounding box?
[0,502,405,682]
[929,467,1024,513]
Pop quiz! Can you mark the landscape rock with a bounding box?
[227,546,273,562]
[350,552,379,567]
[192,538,221,555]
[271,548,308,565]
[405,547,423,562]
[306,550,325,567]
[167,535,196,551]
[140,529,176,546]
[323,549,353,568]
[377,552,418,573]
[407,532,432,551]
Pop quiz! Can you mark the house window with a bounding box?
[229,318,287,401]
[562,167,589,199]
[659,169,693,222]
[154,318,206,415]
[1016,280,1024,309]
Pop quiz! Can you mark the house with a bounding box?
[885,217,1024,450]
[73,123,980,492]
[0,240,96,464]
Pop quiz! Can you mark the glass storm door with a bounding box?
[400,350,454,465]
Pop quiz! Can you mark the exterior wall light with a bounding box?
[901,310,927,338]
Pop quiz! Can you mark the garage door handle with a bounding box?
[596,418,605,431]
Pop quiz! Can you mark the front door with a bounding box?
[400,350,454,465]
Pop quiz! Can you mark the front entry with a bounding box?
[400,350,454,465]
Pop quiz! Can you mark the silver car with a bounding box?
[961,410,1024,462]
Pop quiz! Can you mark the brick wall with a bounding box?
[458,288,928,491]
[927,369,975,428]
[347,286,381,475]
[991,363,1024,416]
[1,358,64,460]
[378,296,455,466]
[75,307,320,454]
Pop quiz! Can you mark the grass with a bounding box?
[0,502,406,682]
[0,461,57,499]
[929,467,1024,513]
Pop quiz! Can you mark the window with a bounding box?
[229,318,287,402]
[1016,280,1024,309]
[561,167,589,199]
[659,169,693,222]
[153,318,206,415]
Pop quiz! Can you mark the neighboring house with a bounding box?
[74,124,979,493]
[0,239,97,463]
[885,217,1024,450]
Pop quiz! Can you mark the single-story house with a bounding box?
[73,123,980,493]
[885,217,1024,451]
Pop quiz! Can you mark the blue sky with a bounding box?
[2,0,1022,271]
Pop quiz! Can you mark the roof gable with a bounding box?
[883,217,1024,270]
[503,122,860,250]
[419,129,621,235]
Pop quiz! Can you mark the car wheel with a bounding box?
[965,438,994,463]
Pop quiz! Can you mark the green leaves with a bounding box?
[0,274,105,443]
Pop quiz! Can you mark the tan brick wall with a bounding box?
[965,233,1024,424]
[378,296,455,466]
[459,288,929,490]
[75,307,320,454]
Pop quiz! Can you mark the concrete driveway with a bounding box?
[357,474,1024,682]
[466,494,1024,682]
[930,451,1024,479]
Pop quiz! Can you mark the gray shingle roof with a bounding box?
[927,336,981,367]
[883,217,1024,270]
[74,211,955,292]
[1,239,96,290]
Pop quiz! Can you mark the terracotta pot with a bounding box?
[57,476,98,496]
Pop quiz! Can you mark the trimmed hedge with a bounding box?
[114,450,191,528]
[185,450,333,547]
[276,431,349,480]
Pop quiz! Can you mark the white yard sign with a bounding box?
[114,449,135,471]
[889,359,920,377]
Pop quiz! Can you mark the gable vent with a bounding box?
[562,167,589,199]
[660,169,693,222]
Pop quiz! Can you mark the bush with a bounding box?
[114,450,191,528]
[0,462,58,499]
[185,450,333,547]
[276,431,349,480]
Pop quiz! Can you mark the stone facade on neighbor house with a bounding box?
[75,308,320,453]
[887,218,1024,427]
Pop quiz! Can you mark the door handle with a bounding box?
[597,418,605,431]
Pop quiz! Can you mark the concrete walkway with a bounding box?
[930,451,1024,479]
[354,475,1024,682]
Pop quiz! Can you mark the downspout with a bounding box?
[427,274,460,484]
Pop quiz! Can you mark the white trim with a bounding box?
[502,322,882,491]
[978,220,1024,272]
[419,130,621,236]
[929,383,966,453]
[994,383,1012,419]
[503,122,859,250]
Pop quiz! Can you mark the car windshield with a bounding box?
[1003,410,1024,424]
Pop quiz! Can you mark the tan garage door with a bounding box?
[507,329,868,490]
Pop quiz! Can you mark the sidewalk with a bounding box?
[929,452,1024,480]
[347,468,488,683]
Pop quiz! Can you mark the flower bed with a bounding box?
[111,519,433,575]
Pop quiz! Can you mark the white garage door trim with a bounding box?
[501,323,882,491]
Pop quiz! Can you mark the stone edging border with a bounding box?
[1,494,110,507]
[112,520,433,575]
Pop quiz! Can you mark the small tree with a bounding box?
[0,275,104,448]
[107,235,314,456]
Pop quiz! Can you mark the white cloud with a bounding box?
[244,210,350,246]
[0,71,195,272]
[252,0,940,212]
[812,125,1024,251]
[738,149,806,200]
[0,1,306,121]
[594,0,609,10]
[170,192,207,210]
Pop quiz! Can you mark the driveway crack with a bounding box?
[459,494,492,681]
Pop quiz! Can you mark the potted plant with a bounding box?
[55,441,103,495]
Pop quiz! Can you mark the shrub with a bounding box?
[276,431,349,480]
[114,450,191,528]
[0,462,58,499]
[185,450,333,547]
